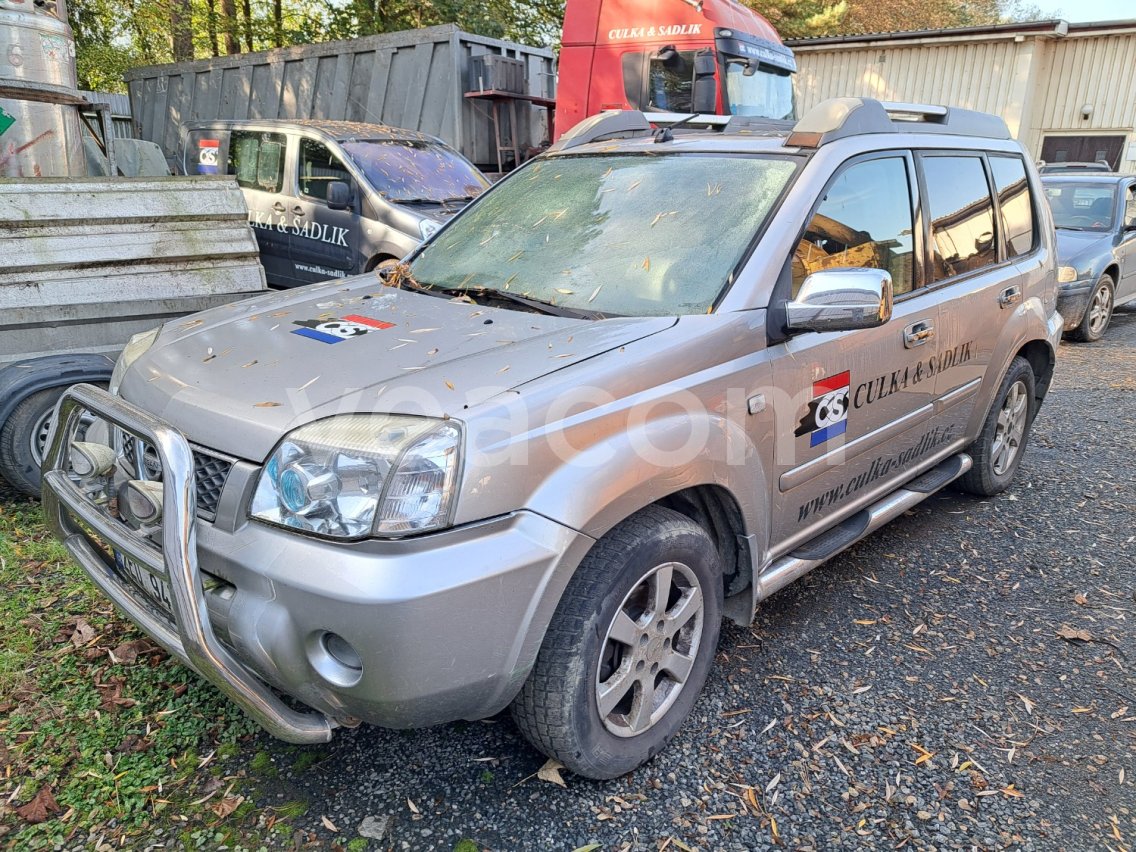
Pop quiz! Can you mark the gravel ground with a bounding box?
[246,307,1135,852]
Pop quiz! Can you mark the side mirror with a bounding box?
[327,181,351,211]
[691,50,718,114]
[786,268,894,333]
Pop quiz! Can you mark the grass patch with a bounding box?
[0,495,294,848]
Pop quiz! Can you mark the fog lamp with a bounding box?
[119,480,164,526]
[70,441,117,478]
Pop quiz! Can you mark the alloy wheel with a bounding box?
[991,380,1029,476]
[1087,283,1112,337]
[595,561,704,737]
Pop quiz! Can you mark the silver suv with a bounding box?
[43,98,1062,780]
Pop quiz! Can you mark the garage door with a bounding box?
[1041,135,1125,170]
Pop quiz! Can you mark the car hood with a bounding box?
[1055,229,1111,273]
[119,277,675,461]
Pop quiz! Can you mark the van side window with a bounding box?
[229,131,285,193]
[989,155,1037,258]
[922,155,997,281]
[299,139,352,202]
[792,157,916,298]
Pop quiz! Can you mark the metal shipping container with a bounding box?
[125,24,557,173]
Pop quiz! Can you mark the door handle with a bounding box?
[903,320,935,349]
[998,286,1022,308]
[272,202,286,213]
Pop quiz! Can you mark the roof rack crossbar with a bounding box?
[787,97,1011,149]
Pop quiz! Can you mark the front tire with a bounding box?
[511,506,723,780]
[956,356,1036,497]
[1069,273,1114,343]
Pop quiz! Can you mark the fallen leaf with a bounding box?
[642,256,651,271]
[555,288,574,295]
[765,772,781,793]
[211,795,244,818]
[1074,592,1088,605]
[254,402,282,408]
[109,638,156,665]
[854,619,877,626]
[70,618,95,648]
[1018,693,1035,715]
[17,787,61,824]
[538,758,567,787]
[320,815,338,832]
[444,380,455,390]
[571,845,601,852]
[407,797,420,815]
[1056,624,1092,642]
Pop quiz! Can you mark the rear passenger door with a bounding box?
[1117,182,1136,301]
[771,152,947,548]
[917,152,1038,433]
[226,129,294,286]
[290,138,360,284]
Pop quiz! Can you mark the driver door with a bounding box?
[290,138,360,285]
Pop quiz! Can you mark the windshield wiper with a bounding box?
[444,286,603,320]
[387,197,441,205]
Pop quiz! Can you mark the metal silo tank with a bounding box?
[0,0,89,177]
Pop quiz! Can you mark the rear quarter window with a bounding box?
[989,155,1038,258]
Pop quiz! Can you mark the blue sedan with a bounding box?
[1042,174,1136,342]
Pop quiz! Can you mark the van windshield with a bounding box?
[341,140,489,204]
[409,153,797,317]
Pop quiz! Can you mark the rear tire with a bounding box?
[1069,273,1114,343]
[511,506,723,780]
[0,388,66,497]
[956,357,1036,497]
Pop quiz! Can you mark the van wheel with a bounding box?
[511,506,722,780]
[956,357,1036,497]
[1069,273,1114,343]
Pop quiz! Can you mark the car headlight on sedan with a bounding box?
[250,415,463,539]
[109,327,161,395]
[1057,266,1080,285]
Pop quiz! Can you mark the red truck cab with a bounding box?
[555,0,797,139]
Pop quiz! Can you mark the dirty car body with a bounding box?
[44,99,1062,778]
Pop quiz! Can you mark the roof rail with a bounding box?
[787,97,1011,148]
[546,110,654,152]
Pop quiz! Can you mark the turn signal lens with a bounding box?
[1057,266,1079,284]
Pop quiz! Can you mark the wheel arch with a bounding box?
[1014,338,1056,407]
[1102,263,1120,285]
[0,354,115,430]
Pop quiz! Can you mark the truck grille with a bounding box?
[121,440,233,521]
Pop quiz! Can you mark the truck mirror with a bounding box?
[692,50,718,114]
[327,181,351,211]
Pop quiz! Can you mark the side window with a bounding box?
[229,131,285,193]
[793,156,916,297]
[1126,185,1136,228]
[922,155,997,282]
[646,49,695,113]
[989,155,1037,258]
[299,139,352,202]
[187,131,226,176]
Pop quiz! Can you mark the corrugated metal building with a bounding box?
[788,19,1136,173]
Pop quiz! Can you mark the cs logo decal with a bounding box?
[291,314,394,344]
[795,371,850,447]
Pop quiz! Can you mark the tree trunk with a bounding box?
[170,0,194,62]
[273,0,283,48]
[221,0,239,54]
[206,0,220,57]
[242,0,254,52]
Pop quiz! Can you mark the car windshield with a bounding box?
[724,59,795,120]
[1044,182,1117,231]
[340,140,489,204]
[408,153,797,317]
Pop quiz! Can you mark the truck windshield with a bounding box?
[409,154,797,317]
[341,140,489,204]
[724,60,795,120]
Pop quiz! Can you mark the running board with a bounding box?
[756,453,973,602]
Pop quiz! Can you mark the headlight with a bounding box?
[250,415,463,539]
[109,327,161,394]
[419,218,441,240]
[1057,266,1080,285]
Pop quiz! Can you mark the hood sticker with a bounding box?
[291,314,395,344]
[795,371,850,447]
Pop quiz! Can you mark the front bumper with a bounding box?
[1057,281,1093,331]
[42,384,593,741]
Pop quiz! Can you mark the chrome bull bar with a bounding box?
[41,383,335,744]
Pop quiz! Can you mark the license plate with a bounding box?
[113,550,174,615]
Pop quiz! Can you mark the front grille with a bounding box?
[121,438,233,521]
[193,451,232,520]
